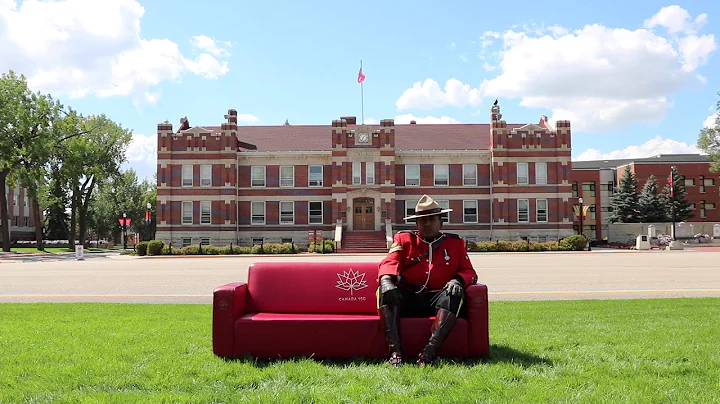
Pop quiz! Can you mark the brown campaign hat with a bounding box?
[403,194,453,220]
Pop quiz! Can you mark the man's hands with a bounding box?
[380,276,402,306]
[444,278,463,297]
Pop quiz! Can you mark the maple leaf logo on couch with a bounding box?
[335,269,369,296]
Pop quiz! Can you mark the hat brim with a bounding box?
[403,208,453,220]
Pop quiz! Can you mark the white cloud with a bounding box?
[395,113,460,124]
[126,133,157,164]
[643,5,707,35]
[704,112,718,129]
[476,6,716,132]
[574,136,702,161]
[395,78,482,110]
[190,35,232,57]
[0,0,231,104]
[237,114,260,123]
[364,118,380,125]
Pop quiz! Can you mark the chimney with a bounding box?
[410,120,416,124]
[340,116,357,125]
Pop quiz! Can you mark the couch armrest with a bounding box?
[466,284,489,357]
[212,282,247,358]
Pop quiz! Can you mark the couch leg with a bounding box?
[379,304,403,367]
[417,308,456,366]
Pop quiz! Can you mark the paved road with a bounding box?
[1,249,719,303]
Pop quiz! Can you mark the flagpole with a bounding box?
[360,59,364,125]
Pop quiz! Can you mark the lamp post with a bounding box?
[122,213,128,250]
[578,198,584,238]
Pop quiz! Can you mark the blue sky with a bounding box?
[1,0,719,182]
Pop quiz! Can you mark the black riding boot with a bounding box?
[417,308,457,366]
[378,304,403,366]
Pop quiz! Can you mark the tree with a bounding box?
[0,70,58,251]
[637,175,667,222]
[661,165,694,222]
[607,168,640,223]
[697,91,720,172]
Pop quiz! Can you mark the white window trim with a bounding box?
[251,166,266,187]
[536,198,548,222]
[463,164,477,186]
[308,201,323,224]
[517,163,528,185]
[366,162,375,185]
[352,162,362,185]
[405,164,420,186]
[200,201,211,224]
[463,200,478,223]
[518,198,529,223]
[434,164,449,186]
[280,166,295,187]
[309,165,323,187]
[251,201,266,225]
[182,165,193,187]
[535,162,547,185]
[182,201,193,225]
[437,199,450,223]
[200,165,212,187]
[279,201,295,224]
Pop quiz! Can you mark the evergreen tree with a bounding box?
[660,166,694,222]
[607,168,640,223]
[637,175,667,222]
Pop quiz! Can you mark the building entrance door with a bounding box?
[353,198,375,230]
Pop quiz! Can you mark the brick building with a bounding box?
[571,154,719,241]
[155,103,576,249]
[3,185,38,242]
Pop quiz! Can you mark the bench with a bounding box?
[212,261,490,359]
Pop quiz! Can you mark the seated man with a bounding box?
[377,195,478,367]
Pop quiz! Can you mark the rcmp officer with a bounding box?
[377,194,478,367]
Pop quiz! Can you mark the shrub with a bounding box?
[147,240,164,255]
[560,235,588,251]
[136,241,149,256]
[308,239,335,253]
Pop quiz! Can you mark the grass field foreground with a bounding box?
[1,299,718,403]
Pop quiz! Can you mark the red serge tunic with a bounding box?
[378,230,478,291]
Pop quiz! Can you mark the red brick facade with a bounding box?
[155,104,576,248]
[3,185,38,241]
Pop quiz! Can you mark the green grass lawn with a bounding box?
[1,299,718,403]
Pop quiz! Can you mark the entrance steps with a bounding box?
[337,231,388,253]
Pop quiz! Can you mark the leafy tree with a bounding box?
[637,175,667,222]
[660,165,694,222]
[42,167,70,240]
[607,167,640,223]
[697,91,720,172]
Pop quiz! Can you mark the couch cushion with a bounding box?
[246,262,380,314]
[234,313,468,358]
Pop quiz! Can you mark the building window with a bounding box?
[182,238,192,247]
[463,164,477,186]
[280,201,294,224]
[281,238,293,244]
[517,163,528,184]
[280,166,294,187]
[309,165,323,187]
[200,201,211,224]
[535,162,547,184]
[200,165,212,187]
[437,200,450,223]
[536,199,548,222]
[309,201,323,224]
[251,166,265,187]
[582,182,596,197]
[366,162,375,185]
[685,178,695,186]
[182,201,193,224]
[405,165,420,186]
[404,200,419,223]
[434,164,449,186]
[12,216,18,226]
[590,205,596,220]
[23,196,28,207]
[251,201,265,224]
[572,181,578,198]
[23,216,29,227]
[200,238,210,246]
[182,165,193,187]
[517,199,529,222]
[463,200,478,223]
[352,162,362,185]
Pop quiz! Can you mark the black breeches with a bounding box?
[377,286,465,317]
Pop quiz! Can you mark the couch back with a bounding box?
[246,261,380,314]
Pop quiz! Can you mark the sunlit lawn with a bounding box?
[1,298,718,402]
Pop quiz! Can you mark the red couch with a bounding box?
[212,261,489,359]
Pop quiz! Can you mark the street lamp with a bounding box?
[123,212,128,250]
[578,198,584,237]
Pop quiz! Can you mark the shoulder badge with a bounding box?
[388,241,403,253]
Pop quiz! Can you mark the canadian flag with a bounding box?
[357,66,365,84]
[668,172,674,197]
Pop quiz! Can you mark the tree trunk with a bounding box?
[78,179,96,248]
[32,198,44,251]
[68,189,78,250]
[0,169,10,252]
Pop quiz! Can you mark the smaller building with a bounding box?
[3,185,38,242]
[571,154,719,241]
